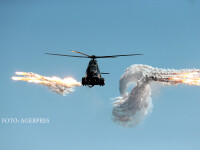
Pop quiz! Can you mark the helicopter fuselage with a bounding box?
[82,59,105,87]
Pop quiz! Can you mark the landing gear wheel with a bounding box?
[82,77,86,86]
[99,78,105,86]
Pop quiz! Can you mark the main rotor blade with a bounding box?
[96,54,143,58]
[70,50,91,57]
[45,53,88,58]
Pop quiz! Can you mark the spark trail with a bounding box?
[113,64,200,127]
[12,72,81,95]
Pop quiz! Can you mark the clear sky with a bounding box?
[1,0,200,150]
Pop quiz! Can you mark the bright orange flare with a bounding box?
[168,72,200,86]
[12,72,81,88]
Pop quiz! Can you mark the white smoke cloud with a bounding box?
[113,64,200,127]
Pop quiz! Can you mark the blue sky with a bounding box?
[0,0,200,150]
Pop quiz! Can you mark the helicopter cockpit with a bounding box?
[86,60,100,77]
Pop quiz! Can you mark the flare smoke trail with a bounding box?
[12,72,81,95]
[113,64,200,127]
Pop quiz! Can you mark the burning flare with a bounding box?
[113,64,200,127]
[12,72,81,95]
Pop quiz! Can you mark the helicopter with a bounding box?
[45,50,143,88]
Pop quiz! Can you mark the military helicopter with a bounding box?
[45,51,143,88]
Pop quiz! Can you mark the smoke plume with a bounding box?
[113,64,200,127]
[12,72,81,95]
